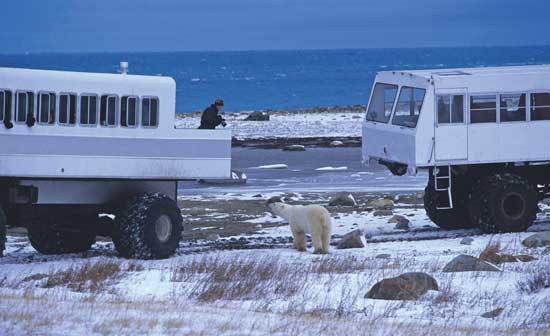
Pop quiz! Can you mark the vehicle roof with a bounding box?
[384,64,550,79]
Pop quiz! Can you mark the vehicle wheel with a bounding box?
[112,193,183,259]
[468,173,538,233]
[0,206,6,257]
[27,210,96,255]
[424,180,473,230]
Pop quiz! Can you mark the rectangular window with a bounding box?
[38,92,56,124]
[100,95,118,127]
[470,95,496,123]
[121,96,138,127]
[59,93,77,125]
[0,90,12,122]
[16,91,34,123]
[141,97,159,127]
[392,86,426,128]
[80,94,98,125]
[530,92,550,121]
[437,95,464,124]
[500,94,526,122]
[366,83,398,123]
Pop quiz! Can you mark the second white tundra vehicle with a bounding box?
[363,65,550,233]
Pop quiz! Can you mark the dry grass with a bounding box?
[516,268,550,294]
[43,260,122,293]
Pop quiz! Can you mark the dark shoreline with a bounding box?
[232,136,362,149]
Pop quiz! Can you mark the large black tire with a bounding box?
[0,206,6,257]
[424,180,474,230]
[468,173,538,233]
[112,193,183,259]
[27,210,96,255]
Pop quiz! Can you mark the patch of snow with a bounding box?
[315,166,348,171]
[253,164,289,169]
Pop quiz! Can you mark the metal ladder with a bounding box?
[434,165,453,210]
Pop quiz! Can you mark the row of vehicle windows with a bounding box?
[0,90,159,128]
[366,82,550,127]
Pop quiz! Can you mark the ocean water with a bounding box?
[1,46,550,113]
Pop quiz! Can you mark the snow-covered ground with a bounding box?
[175,111,364,139]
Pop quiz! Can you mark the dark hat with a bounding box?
[214,99,224,106]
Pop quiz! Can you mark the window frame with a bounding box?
[121,95,139,128]
[469,93,498,124]
[390,86,426,128]
[15,90,35,124]
[365,82,399,124]
[0,89,12,122]
[140,96,160,128]
[100,94,119,128]
[499,92,527,123]
[79,93,99,127]
[529,91,550,122]
[436,94,465,125]
[58,92,78,126]
[37,91,57,125]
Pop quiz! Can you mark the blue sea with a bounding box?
[1,46,550,113]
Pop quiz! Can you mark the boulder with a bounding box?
[328,192,357,207]
[394,221,410,231]
[460,237,474,245]
[373,210,393,217]
[337,229,365,249]
[481,308,504,319]
[206,233,220,241]
[282,145,306,152]
[522,232,550,248]
[375,253,391,259]
[365,272,439,301]
[442,255,501,272]
[244,111,270,121]
[388,215,410,230]
[541,198,550,206]
[368,198,395,209]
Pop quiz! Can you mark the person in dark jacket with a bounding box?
[198,99,226,129]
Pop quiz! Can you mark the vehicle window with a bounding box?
[121,96,138,127]
[392,87,426,128]
[38,92,56,124]
[141,97,159,127]
[500,94,526,122]
[80,94,98,125]
[437,95,464,124]
[470,95,496,123]
[366,83,398,123]
[59,94,77,125]
[530,92,550,121]
[100,95,118,127]
[0,90,11,122]
[16,91,34,123]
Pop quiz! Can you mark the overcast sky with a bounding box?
[1,0,549,53]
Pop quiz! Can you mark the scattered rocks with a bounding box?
[522,232,550,248]
[442,255,501,272]
[329,140,344,147]
[368,198,395,209]
[336,229,365,249]
[375,253,391,259]
[206,233,220,241]
[373,210,393,217]
[328,192,357,207]
[388,215,410,231]
[244,111,270,121]
[481,308,504,319]
[282,145,306,152]
[365,272,439,301]
[460,237,474,245]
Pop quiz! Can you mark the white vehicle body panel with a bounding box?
[362,65,550,169]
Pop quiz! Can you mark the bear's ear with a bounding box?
[266,196,283,206]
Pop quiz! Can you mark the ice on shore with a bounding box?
[315,166,348,171]
[253,164,289,169]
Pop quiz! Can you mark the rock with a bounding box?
[442,255,501,272]
[365,272,439,300]
[337,229,365,249]
[375,253,391,259]
[329,140,344,147]
[481,308,504,319]
[373,210,393,217]
[515,254,537,262]
[541,198,550,206]
[244,111,270,121]
[460,237,474,245]
[522,232,550,248]
[388,215,410,229]
[283,145,305,152]
[206,233,220,241]
[352,115,362,119]
[252,194,263,198]
[328,192,357,207]
[368,198,395,209]
[393,221,410,231]
[254,224,263,229]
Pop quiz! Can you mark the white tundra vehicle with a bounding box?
[363,65,550,233]
[0,65,231,258]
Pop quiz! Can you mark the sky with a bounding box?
[1,0,549,53]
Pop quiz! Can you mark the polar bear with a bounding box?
[266,197,332,254]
